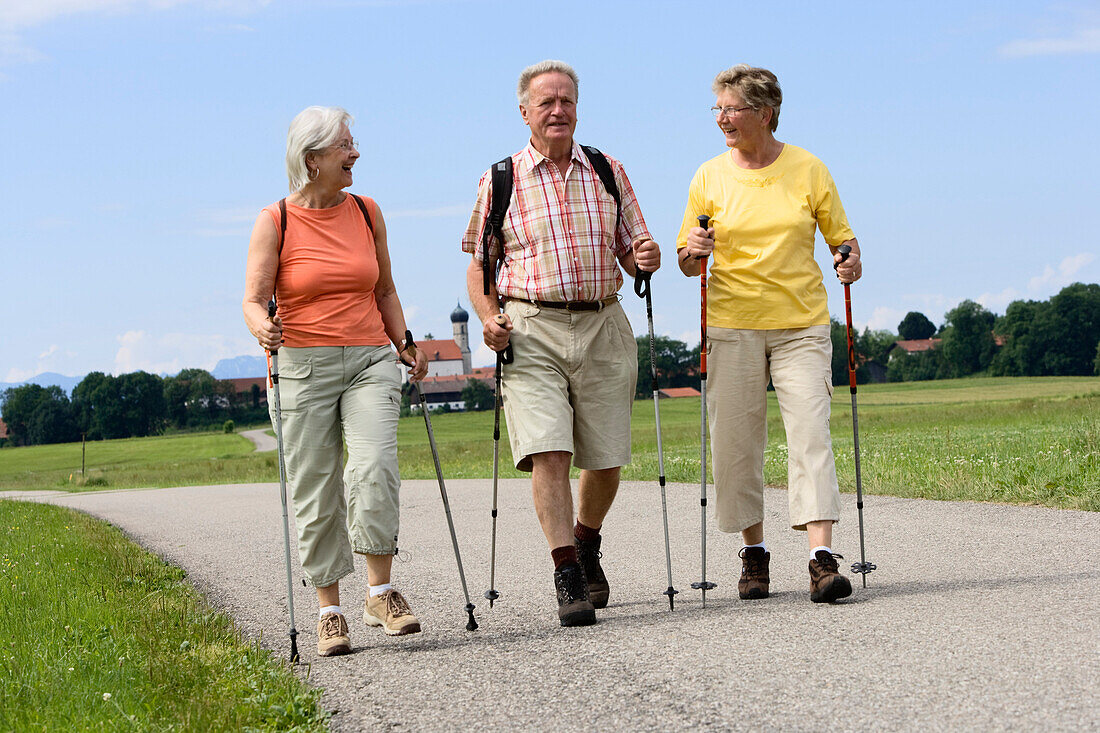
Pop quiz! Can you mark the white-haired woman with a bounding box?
[243,106,428,657]
[676,65,861,604]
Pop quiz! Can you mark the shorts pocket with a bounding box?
[273,358,312,411]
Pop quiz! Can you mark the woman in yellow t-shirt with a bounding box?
[676,65,862,604]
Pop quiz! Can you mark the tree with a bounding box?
[897,311,936,340]
[635,335,698,397]
[1,384,78,446]
[990,283,1100,377]
[72,372,126,439]
[163,369,228,428]
[940,300,996,377]
[886,347,950,382]
[117,371,166,437]
[857,327,897,365]
[461,379,495,411]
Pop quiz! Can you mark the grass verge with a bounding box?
[0,500,328,731]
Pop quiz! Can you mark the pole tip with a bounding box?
[465,603,479,631]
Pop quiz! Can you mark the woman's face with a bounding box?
[714,90,767,149]
[311,124,359,189]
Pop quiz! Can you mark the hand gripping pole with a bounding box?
[835,246,877,586]
[689,216,718,605]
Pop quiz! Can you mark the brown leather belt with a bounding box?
[506,295,618,312]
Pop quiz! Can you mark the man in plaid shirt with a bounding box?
[462,60,661,627]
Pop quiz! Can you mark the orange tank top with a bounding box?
[263,194,389,347]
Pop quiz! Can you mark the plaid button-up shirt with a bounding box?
[461,141,652,302]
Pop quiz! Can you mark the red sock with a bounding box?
[574,521,600,543]
[551,545,578,570]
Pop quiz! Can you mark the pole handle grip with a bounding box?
[833,244,852,271]
[694,215,711,261]
[492,314,514,364]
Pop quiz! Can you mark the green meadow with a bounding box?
[0,500,327,731]
[1,376,1097,511]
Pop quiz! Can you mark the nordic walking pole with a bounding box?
[484,314,513,608]
[634,268,678,610]
[405,331,478,631]
[267,299,299,663]
[690,215,717,606]
[835,245,876,587]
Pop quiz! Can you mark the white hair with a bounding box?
[285,106,354,192]
[517,60,579,106]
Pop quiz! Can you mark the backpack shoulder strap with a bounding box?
[278,198,287,254]
[482,157,513,295]
[350,194,376,236]
[581,145,622,233]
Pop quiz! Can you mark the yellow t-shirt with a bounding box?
[676,144,855,329]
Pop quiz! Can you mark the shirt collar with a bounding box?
[519,140,588,174]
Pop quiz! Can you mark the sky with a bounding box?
[2,0,1098,382]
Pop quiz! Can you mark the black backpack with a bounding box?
[480,146,621,296]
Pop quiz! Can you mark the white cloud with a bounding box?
[4,345,79,383]
[113,329,256,375]
[977,287,1021,313]
[4,367,38,383]
[999,26,1100,57]
[865,306,906,333]
[0,0,270,73]
[1027,253,1096,294]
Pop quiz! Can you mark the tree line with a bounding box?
[4,283,1096,441]
[1,369,268,447]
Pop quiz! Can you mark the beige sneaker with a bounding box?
[317,612,351,656]
[364,589,422,636]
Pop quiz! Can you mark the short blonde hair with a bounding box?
[712,65,782,132]
[285,106,354,192]
[517,60,579,106]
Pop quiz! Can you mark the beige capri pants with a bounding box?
[268,344,402,588]
[501,298,638,472]
[707,325,842,532]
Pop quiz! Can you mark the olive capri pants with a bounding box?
[268,345,402,588]
[706,325,842,533]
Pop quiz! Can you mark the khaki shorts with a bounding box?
[269,344,402,588]
[501,299,637,472]
[706,325,842,532]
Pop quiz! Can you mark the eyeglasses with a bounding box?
[711,105,752,118]
[329,139,359,151]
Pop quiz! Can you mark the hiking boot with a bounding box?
[809,550,853,603]
[364,589,422,636]
[317,612,351,656]
[738,546,771,600]
[554,562,596,627]
[574,534,610,609]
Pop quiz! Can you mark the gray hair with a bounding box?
[712,65,782,133]
[285,106,354,192]
[517,60,579,106]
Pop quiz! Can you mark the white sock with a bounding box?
[810,545,832,560]
[369,583,393,598]
[319,605,342,618]
[742,541,767,553]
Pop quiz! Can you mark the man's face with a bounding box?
[520,71,578,152]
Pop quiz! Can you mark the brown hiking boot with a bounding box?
[317,612,351,656]
[809,550,853,603]
[364,589,422,636]
[738,546,771,599]
[554,562,597,627]
[574,534,610,609]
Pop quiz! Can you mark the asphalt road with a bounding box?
[239,428,276,452]
[5,481,1097,731]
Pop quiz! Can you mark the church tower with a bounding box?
[451,301,471,374]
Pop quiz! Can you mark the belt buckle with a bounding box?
[564,301,582,312]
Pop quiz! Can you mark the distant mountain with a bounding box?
[211,355,268,379]
[0,372,84,396]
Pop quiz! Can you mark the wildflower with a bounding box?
[102,693,112,701]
